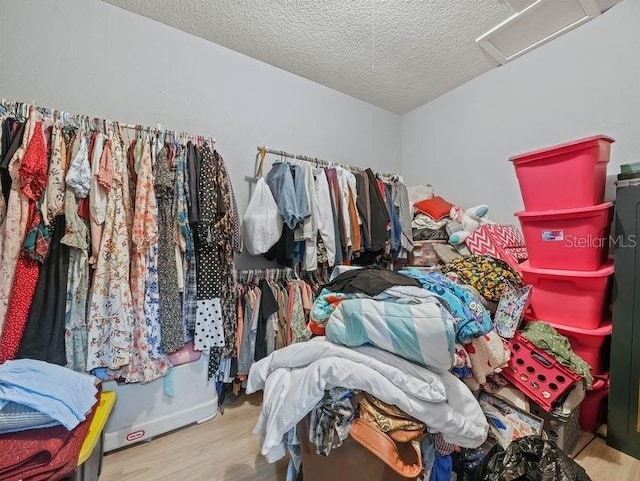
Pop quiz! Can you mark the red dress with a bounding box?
[0,122,48,363]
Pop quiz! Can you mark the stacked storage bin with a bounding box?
[510,135,615,433]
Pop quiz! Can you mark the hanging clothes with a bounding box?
[175,147,197,335]
[393,183,414,259]
[0,117,24,205]
[0,120,51,362]
[86,131,135,372]
[0,112,37,338]
[365,168,390,253]
[355,172,372,251]
[155,145,183,354]
[312,168,336,267]
[43,124,67,225]
[235,270,314,378]
[324,168,345,263]
[62,186,90,372]
[208,148,236,378]
[20,130,87,367]
[0,100,242,385]
[254,279,278,362]
[124,136,168,383]
[16,214,69,365]
[89,134,109,266]
[288,281,311,344]
[301,164,320,271]
[194,144,225,354]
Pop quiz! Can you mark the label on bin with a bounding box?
[541,230,564,241]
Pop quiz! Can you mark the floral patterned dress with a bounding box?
[61,131,92,372]
[123,136,168,383]
[87,131,135,372]
[43,124,67,224]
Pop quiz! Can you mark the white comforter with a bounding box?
[247,338,489,462]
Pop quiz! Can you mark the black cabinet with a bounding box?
[608,183,640,459]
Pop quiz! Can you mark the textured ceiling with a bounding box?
[102,0,617,114]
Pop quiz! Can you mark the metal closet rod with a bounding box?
[0,98,216,143]
[256,145,398,179]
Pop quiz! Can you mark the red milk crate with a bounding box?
[503,333,582,412]
[524,317,612,375]
[466,224,528,273]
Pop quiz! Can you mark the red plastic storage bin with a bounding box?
[515,203,613,271]
[580,375,609,433]
[520,261,613,329]
[524,316,611,375]
[510,135,614,211]
[503,333,582,412]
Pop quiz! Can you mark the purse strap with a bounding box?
[349,418,422,479]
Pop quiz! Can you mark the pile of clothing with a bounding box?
[248,263,593,481]
[248,266,506,480]
[0,359,99,481]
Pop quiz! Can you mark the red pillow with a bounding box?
[414,196,454,221]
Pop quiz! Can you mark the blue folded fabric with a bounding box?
[0,359,97,430]
[0,401,59,434]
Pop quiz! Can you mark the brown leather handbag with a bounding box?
[298,415,423,481]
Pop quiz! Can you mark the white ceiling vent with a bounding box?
[477,0,609,65]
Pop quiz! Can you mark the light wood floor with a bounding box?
[101,393,640,481]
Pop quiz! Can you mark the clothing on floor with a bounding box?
[522,321,593,388]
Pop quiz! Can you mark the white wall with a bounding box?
[401,1,640,224]
[0,0,401,268]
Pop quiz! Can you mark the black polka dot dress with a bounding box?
[194,144,225,353]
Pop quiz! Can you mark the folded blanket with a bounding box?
[0,359,97,430]
[0,402,59,435]
[325,297,455,372]
[310,285,441,332]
